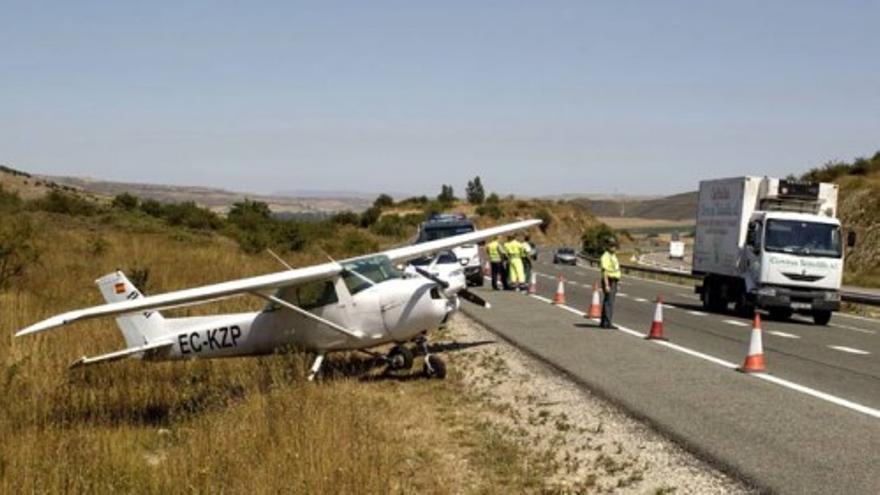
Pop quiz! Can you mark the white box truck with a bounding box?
[669,232,685,260]
[692,177,853,325]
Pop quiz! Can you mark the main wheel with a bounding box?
[388,345,414,371]
[424,355,447,379]
[812,310,832,326]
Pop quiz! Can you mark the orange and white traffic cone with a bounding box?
[528,272,537,295]
[739,313,766,373]
[587,283,602,319]
[645,295,668,340]
[552,275,566,304]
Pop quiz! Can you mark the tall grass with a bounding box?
[1,211,537,493]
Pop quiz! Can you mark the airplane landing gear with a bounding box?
[387,345,414,371]
[417,336,447,379]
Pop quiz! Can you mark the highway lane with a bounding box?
[462,285,880,494]
[529,257,880,411]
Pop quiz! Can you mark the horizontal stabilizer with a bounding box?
[69,341,174,369]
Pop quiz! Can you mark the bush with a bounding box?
[111,193,139,210]
[536,209,552,234]
[371,215,407,237]
[373,194,394,209]
[0,185,22,211]
[163,202,222,230]
[475,203,502,220]
[331,211,360,226]
[0,216,40,289]
[359,206,381,228]
[33,190,98,216]
[581,223,617,257]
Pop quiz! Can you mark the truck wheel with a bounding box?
[812,310,832,326]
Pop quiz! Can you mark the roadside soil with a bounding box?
[442,313,754,494]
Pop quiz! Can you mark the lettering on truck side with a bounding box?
[178,325,243,355]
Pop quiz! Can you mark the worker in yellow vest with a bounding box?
[486,236,507,290]
[600,239,622,329]
[504,235,525,291]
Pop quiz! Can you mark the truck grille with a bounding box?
[782,272,824,283]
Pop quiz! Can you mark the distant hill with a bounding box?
[573,191,698,221]
[38,174,373,214]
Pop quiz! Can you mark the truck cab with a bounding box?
[742,211,843,324]
[415,214,484,286]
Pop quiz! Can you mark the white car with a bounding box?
[406,251,467,297]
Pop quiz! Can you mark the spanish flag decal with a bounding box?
[114,282,126,294]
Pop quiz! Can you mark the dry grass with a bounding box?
[0,212,549,493]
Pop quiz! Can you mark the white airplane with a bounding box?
[15,219,540,380]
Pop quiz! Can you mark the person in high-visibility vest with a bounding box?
[504,235,525,290]
[600,239,622,329]
[521,235,535,286]
[486,236,507,290]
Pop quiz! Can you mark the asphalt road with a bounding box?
[463,256,880,494]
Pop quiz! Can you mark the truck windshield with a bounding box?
[764,220,842,258]
[417,224,475,243]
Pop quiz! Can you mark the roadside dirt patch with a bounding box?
[444,313,754,493]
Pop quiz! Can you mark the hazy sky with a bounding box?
[2,1,878,197]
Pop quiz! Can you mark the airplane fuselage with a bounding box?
[155,277,452,361]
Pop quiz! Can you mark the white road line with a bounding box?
[828,346,870,355]
[678,293,699,300]
[662,304,675,309]
[618,292,629,297]
[834,311,880,324]
[754,374,880,419]
[829,323,877,335]
[530,294,554,304]
[558,304,586,317]
[688,310,708,316]
[768,331,800,339]
[526,288,880,420]
[723,319,749,327]
[633,297,648,303]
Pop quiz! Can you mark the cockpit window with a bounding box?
[341,255,401,295]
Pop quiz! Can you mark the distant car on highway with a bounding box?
[553,247,578,265]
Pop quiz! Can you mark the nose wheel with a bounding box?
[387,345,414,371]
[417,336,447,379]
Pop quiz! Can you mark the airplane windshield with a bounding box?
[764,220,842,258]
[341,255,402,295]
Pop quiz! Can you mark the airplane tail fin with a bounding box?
[95,271,168,347]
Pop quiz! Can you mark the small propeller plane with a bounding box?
[15,219,540,379]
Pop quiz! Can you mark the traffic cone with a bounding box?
[587,283,602,319]
[645,295,668,340]
[739,313,766,373]
[552,274,566,304]
[528,272,537,295]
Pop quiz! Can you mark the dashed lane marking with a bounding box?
[768,331,800,339]
[633,297,648,303]
[723,319,749,327]
[518,291,880,420]
[618,292,629,297]
[688,310,708,316]
[678,293,700,300]
[828,346,871,355]
[829,323,877,335]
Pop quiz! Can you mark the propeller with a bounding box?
[412,266,449,289]
[458,289,491,308]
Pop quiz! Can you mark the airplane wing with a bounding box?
[383,218,541,263]
[16,262,342,337]
[16,218,541,338]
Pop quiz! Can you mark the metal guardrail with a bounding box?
[577,253,880,307]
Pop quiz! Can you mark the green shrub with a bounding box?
[331,211,360,226]
[476,204,502,220]
[536,209,552,234]
[0,185,22,211]
[111,193,139,210]
[0,216,40,289]
[581,224,616,257]
[33,190,98,216]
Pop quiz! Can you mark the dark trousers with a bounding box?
[490,261,505,290]
[601,279,618,328]
[523,259,532,286]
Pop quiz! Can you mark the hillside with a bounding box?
[806,152,880,287]
[6,169,372,214]
[573,191,698,222]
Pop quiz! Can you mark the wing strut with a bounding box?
[250,292,366,339]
